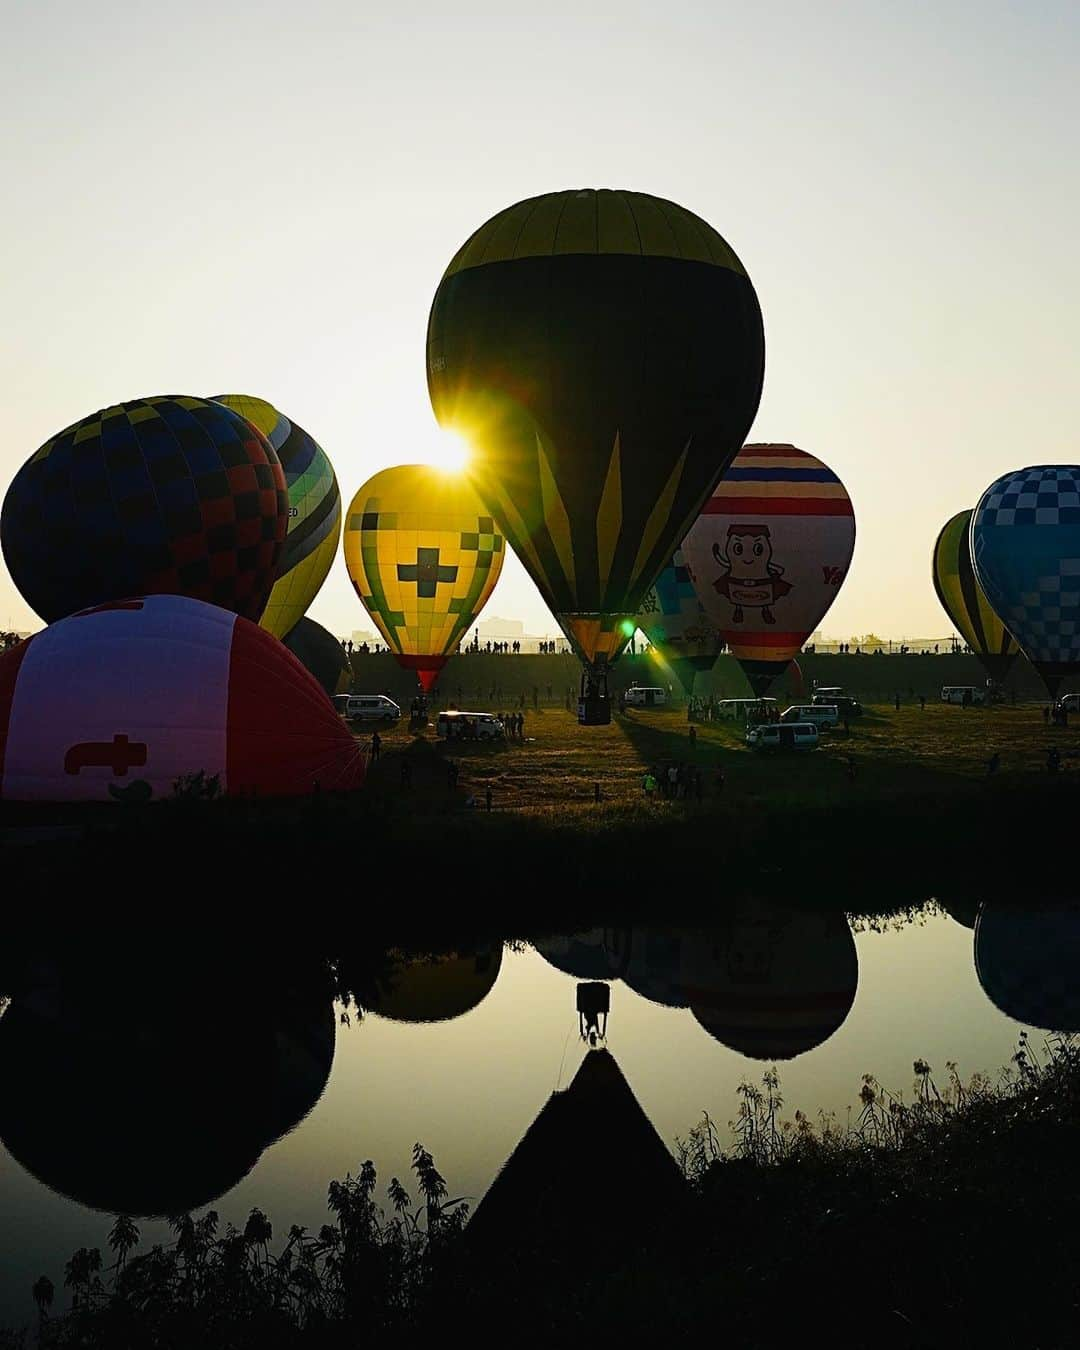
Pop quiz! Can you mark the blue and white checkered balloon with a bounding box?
[972,466,1080,693]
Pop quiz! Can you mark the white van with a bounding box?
[781,703,839,729]
[716,698,778,722]
[624,686,668,707]
[941,686,987,706]
[746,722,820,751]
[436,710,505,741]
[334,693,401,724]
[1056,693,1080,713]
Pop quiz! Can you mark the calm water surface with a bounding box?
[0,902,1071,1330]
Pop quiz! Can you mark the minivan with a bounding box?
[746,722,819,751]
[436,710,505,741]
[781,703,839,729]
[812,690,863,717]
[334,694,402,724]
[623,686,667,707]
[941,686,987,706]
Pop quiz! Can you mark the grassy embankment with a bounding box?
[5,680,1079,930]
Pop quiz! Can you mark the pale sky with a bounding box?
[3,0,1078,639]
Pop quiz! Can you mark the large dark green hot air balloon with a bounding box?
[427,189,765,723]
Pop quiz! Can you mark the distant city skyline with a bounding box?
[4,2,1078,642]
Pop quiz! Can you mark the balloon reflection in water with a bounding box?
[359,947,503,1023]
[0,952,335,1216]
[681,903,858,1060]
[531,930,620,982]
[974,902,1080,1032]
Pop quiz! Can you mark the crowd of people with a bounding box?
[1,631,23,651]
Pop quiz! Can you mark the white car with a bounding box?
[623,686,668,707]
[941,686,987,706]
[746,722,819,751]
[334,694,401,724]
[436,710,505,740]
[781,703,839,729]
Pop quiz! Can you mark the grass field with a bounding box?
[362,699,1070,817]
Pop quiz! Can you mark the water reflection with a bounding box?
[0,950,334,1216]
[358,945,502,1023]
[535,900,860,1061]
[974,902,1080,1031]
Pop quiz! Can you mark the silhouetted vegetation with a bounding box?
[7,1036,1078,1348]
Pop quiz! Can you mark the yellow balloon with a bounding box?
[343,465,505,689]
[213,394,342,640]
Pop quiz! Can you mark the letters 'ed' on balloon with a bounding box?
[931,509,1019,684]
[0,397,288,624]
[213,395,342,640]
[682,444,855,696]
[971,466,1080,699]
[426,188,765,692]
[343,465,505,691]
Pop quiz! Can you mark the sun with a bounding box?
[418,428,471,473]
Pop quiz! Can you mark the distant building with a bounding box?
[477,617,525,639]
[351,630,377,647]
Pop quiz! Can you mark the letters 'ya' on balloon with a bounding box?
[0,396,288,624]
[343,464,505,690]
[682,444,855,696]
[634,549,722,693]
[0,595,364,801]
[932,509,1019,683]
[213,395,342,639]
[426,188,765,672]
[971,466,1080,698]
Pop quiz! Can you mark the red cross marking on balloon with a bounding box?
[64,735,148,776]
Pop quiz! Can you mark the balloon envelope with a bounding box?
[634,550,721,694]
[932,509,1019,683]
[343,464,505,690]
[682,905,858,1060]
[1,396,287,623]
[682,444,855,696]
[0,594,364,801]
[362,947,503,1023]
[972,466,1080,697]
[283,616,352,697]
[427,188,765,671]
[213,395,342,639]
[975,903,1080,1031]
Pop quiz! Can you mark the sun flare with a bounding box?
[418,428,471,473]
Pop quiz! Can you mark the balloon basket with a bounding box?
[578,668,611,726]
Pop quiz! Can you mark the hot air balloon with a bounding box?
[603,927,689,1009]
[681,903,858,1061]
[974,902,1080,1031]
[532,930,621,981]
[0,949,334,1215]
[932,510,1019,684]
[213,395,342,638]
[343,464,505,692]
[427,188,765,723]
[971,467,1080,698]
[283,616,353,698]
[682,444,855,696]
[0,594,364,801]
[361,946,503,1023]
[0,396,288,623]
[634,551,722,695]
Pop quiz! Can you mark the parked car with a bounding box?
[1056,693,1080,713]
[941,685,987,706]
[436,710,505,741]
[746,722,819,751]
[812,691,863,717]
[623,685,668,707]
[781,703,839,729]
[334,693,401,724]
